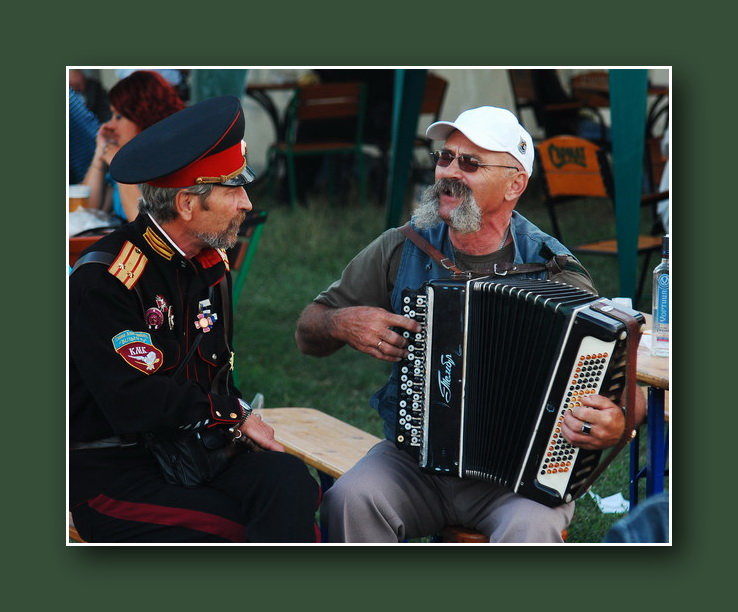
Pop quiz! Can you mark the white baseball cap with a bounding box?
[426,106,534,177]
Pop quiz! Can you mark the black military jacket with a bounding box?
[69,213,245,444]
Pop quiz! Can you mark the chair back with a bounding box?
[536,135,612,200]
[69,235,103,267]
[508,69,537,117]
[285,82,366,147]
[420,73,448,119]
[570,71,610,107]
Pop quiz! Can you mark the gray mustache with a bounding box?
[430,178,472,200]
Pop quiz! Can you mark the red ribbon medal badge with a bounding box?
[112,330,164,375]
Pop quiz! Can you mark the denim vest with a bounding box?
[370,210,574,440]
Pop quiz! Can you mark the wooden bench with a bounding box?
[260,407,489,543]
[68,407,488,543]
[258,407,380,492]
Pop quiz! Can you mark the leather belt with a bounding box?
[71,435,139,450]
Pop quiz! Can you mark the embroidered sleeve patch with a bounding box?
[112,330,164,374]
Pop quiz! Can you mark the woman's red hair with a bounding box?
[109,70,185,130]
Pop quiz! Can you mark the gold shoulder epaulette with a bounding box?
[108,241,148,290]
[143,227,175,260]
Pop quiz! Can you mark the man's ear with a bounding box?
[505,171,529,202]
[174,190,197,221]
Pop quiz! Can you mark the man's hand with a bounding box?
[330,306,422,362]
[295,302,421,362]
[561,387,646,450]
[238,414,284,452]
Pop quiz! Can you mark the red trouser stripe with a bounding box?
[88,494,245,542]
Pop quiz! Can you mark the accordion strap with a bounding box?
[571,303,643,499]
[398,224,568,278]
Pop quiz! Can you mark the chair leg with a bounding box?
[635,251,654,310]
[546,200,563,240]
[286,153,298,209]
[357,150,367,207]
[267,149,278,202]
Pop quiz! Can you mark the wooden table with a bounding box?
[631,315,670,506]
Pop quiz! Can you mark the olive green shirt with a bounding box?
[315,227,597,310]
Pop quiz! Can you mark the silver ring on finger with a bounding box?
[376,339,384,351]
[581,422,592,435]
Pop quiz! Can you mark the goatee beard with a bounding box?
[412,178,482,234]
[195,213,245,250]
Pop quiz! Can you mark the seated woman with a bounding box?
[82,71,185,221]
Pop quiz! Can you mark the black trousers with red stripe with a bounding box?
[70,446,320,543]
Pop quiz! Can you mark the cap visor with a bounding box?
[221,166,256,187]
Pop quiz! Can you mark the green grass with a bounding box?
[233,176,665,543]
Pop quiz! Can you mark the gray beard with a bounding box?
[412,179,482,234]
[194,215,244,250]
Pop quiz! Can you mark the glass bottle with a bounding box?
[651,234,669,356]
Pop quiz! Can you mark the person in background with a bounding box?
[69,88,99,185]
[69,69,111,123]
[604,491,669,543]
[82,70,185,221]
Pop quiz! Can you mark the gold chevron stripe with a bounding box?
[218,248,230,271]
[108,241,148,290]
[143,227,175,260]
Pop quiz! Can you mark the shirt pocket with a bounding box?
[196,330,229,369]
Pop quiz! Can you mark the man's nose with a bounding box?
[238,188,254,211]
[435,156,464,181]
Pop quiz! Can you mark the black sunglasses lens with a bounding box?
[432,151,452,167]
[457,155,480,172]
[432,151,480,172]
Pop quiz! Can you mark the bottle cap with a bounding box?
[661,234,669,258]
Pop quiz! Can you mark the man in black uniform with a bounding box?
[69,96,319,543]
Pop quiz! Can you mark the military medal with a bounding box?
[145,307,164,330]
[145,295,171,330]
[194,298,218,333]
[194,312,217,333]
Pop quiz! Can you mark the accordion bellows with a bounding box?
[395,277,643,507]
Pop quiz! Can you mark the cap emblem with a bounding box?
[518,138,527,155]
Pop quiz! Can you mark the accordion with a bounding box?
[395,276,643,507]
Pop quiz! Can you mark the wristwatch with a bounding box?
[230,399,253,440]
[237,398,253,424]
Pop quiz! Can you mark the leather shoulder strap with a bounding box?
[71,250,115,273]
[398,224,463,274]
[398,224,568,278]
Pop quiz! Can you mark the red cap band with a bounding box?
[148,142,243,188]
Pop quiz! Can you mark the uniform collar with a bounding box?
[144,213,186,260]
[135,214,227,284]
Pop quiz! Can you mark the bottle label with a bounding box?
[655,274,669,325]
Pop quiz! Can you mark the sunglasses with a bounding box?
[430,150,520,173]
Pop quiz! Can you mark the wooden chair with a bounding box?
[268,82,367,208]
[569,70,611,108]
[508,69,607,144]
[535,135,664,306]
[69,227,117,268]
